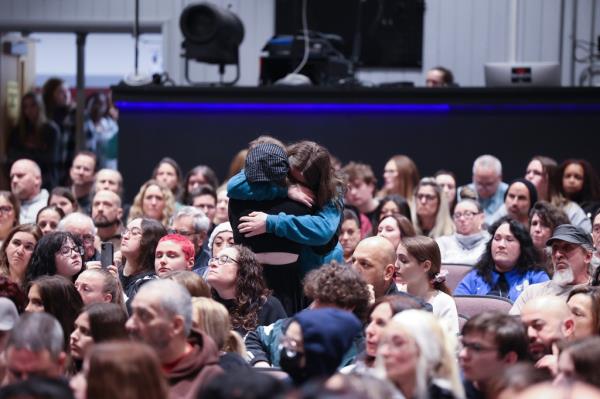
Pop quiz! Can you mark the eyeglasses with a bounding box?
[123,227,142,238]
[0,206,14,215]
[59,246,83,257]
[209,255,238,265]
[453,211,481,220]
[75,234,95,245]
[168,228,196,237]
[416,194,437,202]
[460,340,497,353]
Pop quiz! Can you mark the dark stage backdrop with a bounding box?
[113,86,600,203]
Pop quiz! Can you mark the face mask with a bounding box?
[279,346,307,384]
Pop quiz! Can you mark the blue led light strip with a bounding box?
[114,101,600,113]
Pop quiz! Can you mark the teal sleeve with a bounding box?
[226,170,287,200]
[265,198,342,245]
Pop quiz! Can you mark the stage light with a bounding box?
[179,2,244,85]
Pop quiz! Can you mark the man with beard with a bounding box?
[125,279,222,398]
[91,190,124,252]
[520,296,574,369]
[511,224,592,314]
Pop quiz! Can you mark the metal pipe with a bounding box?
[590,0,597,86]
[75,32,86,151]
[134,0,140,75]
[559,0,565,85]
[570,0,578,86]
[508,0,519,62]
[0,20,161,33]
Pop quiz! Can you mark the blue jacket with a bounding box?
[454,267,549,302]
[227,170,343,273]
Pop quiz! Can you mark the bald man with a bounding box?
[92,190,124,252]
[10,159,49,224]
[350,236,397,299]
[520,296,574,365]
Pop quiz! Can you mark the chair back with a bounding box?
[441,264,473,293]
[453,295,513,320]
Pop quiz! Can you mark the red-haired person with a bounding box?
[154,234,195,278]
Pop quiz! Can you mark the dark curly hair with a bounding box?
[302,262,370,322]
[26,231,82,285]
[529,201,569,230]
[474,216,541,284]
[211,245,270,333]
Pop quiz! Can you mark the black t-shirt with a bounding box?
[228,197,311,254]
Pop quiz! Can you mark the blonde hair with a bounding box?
[191,297,246,356]
[128,179,175,227]
[376,310,464,399]
[411,177,455,238]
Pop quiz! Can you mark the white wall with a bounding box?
[1,0,598,87]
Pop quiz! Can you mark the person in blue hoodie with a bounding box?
[455,216,549,302]
[279,308,362,386]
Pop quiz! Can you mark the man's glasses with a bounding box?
[459,340,497,353]
[453,211,481,220]
[168,229,196,237]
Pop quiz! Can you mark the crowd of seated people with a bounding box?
[2,82,600,397]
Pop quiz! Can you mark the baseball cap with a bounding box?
[546,224,594,251]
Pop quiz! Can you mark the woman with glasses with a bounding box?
[378,155,420,208]
[206,245,286,336]
[0,191,20,246]
[455,216,548,301]
[119,218,166,305]
[27,231,84,284]
[0,224,42,287]
[436,199,489,265]
[411,177,455,239]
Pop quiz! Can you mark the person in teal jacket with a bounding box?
[227,139,344,275]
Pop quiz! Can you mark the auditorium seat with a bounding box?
[441,264,473,293]
[453,295,513,320]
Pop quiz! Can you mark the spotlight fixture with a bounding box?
[180,2,245,85]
